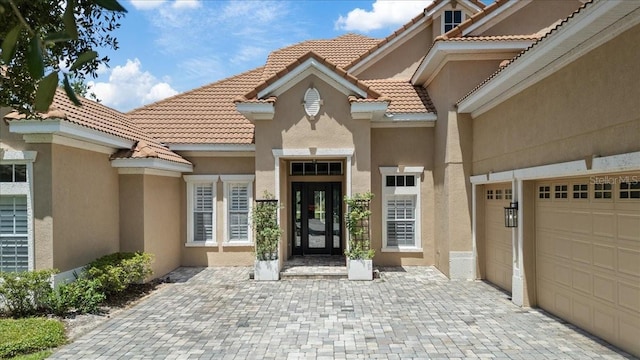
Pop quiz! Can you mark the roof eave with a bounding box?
[411,39,536,86]
[457,1,640,117]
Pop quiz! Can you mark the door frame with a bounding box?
[291,182,343,256]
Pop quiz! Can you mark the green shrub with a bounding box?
[46,278,105,316]
[84,252,153,295]
[0,270,56,317]
[0,318,66,358]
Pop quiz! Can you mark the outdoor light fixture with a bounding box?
[504,202,518,228]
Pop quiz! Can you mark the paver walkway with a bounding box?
[50,267,635,359]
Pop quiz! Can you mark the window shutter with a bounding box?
[0,196,29,272]
[229,184,249,241]
[386,196,416,247]
[193,184,214,242]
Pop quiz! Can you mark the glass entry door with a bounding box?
[292,182,342,255]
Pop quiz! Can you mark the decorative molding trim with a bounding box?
[178,151,255,158]
[272,148,354,158]
[258,58,368,99]
[592,151,640,172]
[351,102,389,120]
[380,247,424,253]
[379,166,425,174]
[169,144,256,152]
[220,174,255,182]
[412,40,534,85]
[9,119,133,149]
[371,113,437,128]
[235,103,275,121]
[0,150,37,162]
[117,168,183,178]
[183,174,219,182]
[21,134,115,154]
[111,158,193,173]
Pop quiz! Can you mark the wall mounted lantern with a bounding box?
[504,202,518,228]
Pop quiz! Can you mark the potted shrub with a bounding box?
[344,192,375,280]
[253,192,281,281]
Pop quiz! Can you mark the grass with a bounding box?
[0,318,66,359]
[8,350,52,360]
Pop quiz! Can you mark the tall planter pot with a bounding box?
[347,259,373,281]
[254,259,279,281]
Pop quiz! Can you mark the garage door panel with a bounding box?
[618,281,640,313]
[593,244,616,271]
[571,239,592,264]
[593,274,616,304]
[571,268,592,295]
[618,247,640,277]
[484,184,512,293]
[617,213,640,241]
[536,174,640,358]
[592,212,616,238]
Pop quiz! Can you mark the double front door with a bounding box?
[292,182,342,255]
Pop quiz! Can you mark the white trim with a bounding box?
[350,102,389,120]
[458,1,640,116]
[372,113,437,128]
[257,58,368,99]
[382,113,437,121]
[470,152,640,183]
[21,134,115,154]
[380,166,423,251]
[9,119,133,149]
[169,144,256,152]
[0,150,37,162]
[184,175,219,246]
[411,40,534,86]
[235,103,275,121]
[222,175,254,245]
[272,148,355,158]
[116,168,183,178]
[0,151,36,272]
[463,0,532,36]
[178,151,255,158]
[111,158,193,173]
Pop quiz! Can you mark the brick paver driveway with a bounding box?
[51,267,634,359]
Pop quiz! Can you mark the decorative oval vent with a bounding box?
[303,87,321,118]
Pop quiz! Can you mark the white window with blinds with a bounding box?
[184,175,218,246]
[222,175,254,245]
[380,166,423,251]
[0,151,36,272]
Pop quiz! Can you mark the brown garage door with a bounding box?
[484,183,513,293]
[536,175,640,356]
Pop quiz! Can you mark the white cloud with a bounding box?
[129,0,167,10]
[88,58,178,111]
[172,0,200,9]
[335,0,432,32]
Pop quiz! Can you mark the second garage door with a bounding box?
[484,183,513,293]
[535,175,640,356]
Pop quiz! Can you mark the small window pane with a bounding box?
[495,189,503,200]
[329,162,342,175]
[444,10,452,23]
[454,10,462,23]
[539,186,550,199]
[487,189,494,200]
[406,175,415,187]
[505,189,512,200]
[13,165,26,182]
[0,165,12,182]
[386,176,395,187]
[304,162,315,175]
[316,162,329,175]
[619,182,640,199]
[291,163,303,175]
[397,176,405,187]
[594,183,612,199]
[555,185,568,199]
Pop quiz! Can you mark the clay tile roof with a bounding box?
[128,67,265,145]
[4,90,189,165]
[262,33,380,80]
[363,79,436,114]
[457,1,592,105]
[345,0,487,70]
[239,51,382,102]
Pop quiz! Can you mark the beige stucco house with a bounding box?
[1,0,638,355]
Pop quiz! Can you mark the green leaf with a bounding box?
[63,0,79,40]
[94,0,127,12]
[1,24,22,64]
[34,71,60,113]
[44,31,74,44]
[63,73,82,106]
[69,50,98,71]
[26,35,45,79]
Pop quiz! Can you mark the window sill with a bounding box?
[184,242,217,248]
[381,247,423,253]
[222,242,253,247]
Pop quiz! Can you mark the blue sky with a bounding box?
[88,0,439,112]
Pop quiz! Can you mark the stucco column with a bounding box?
[511,179,525,306]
